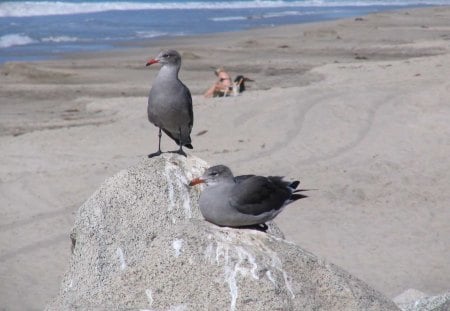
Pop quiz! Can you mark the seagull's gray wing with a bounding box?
[182,84,193,128]
[229,176,292,215]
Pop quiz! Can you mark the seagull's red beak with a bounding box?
[146,58,159,66]
[189,177,205,186]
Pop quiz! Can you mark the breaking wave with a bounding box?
[0,0,446,18]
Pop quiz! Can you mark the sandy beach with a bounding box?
[1,6,450,310]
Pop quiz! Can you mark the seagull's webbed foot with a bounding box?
[258,223,269,232]
[255,223,268,232]
[148,150,162,158]
[170,128,188,157]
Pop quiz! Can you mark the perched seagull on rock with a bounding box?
[189,165,308,231]
[146,49,193,158]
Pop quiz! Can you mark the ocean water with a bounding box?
[0,0,446,63]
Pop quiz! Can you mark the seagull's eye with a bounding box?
[162,53,169,58]
[210,171,218,176]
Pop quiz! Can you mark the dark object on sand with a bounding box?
[234,75,254,93]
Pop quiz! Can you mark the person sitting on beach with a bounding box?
[203,67,233,98]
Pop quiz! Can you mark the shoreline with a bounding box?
[0,4,439,64]
[1,6,450,310]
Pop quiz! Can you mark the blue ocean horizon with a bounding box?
[0,0,446,63]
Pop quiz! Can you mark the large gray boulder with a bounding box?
[47,154,399,310]
[394,289,450,311]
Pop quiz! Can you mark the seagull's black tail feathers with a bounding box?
[288,180,312,201]
[291,193,308,201]
[289,180,300,190]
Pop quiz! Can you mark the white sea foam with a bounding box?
[210,16,248,22]
[135,30,185,39]
[0,34,83,49]
[210,10,315,22]
[42,36,80,43]
[263,10,313,18]
[0,1,446,18]
[135,30,169,38]
[0,33,36,48]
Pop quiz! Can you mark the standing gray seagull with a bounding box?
[146,49,193,158]
[189,165,308,231]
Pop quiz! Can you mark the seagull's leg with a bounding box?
[168,127,187,157]
[175,127,187,157]
[148,128,162,158]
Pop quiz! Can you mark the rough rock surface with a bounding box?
[394,289,450,311]
[47,154,399,310]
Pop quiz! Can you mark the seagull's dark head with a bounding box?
[146,49,181,67]
[189,165,234,187]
